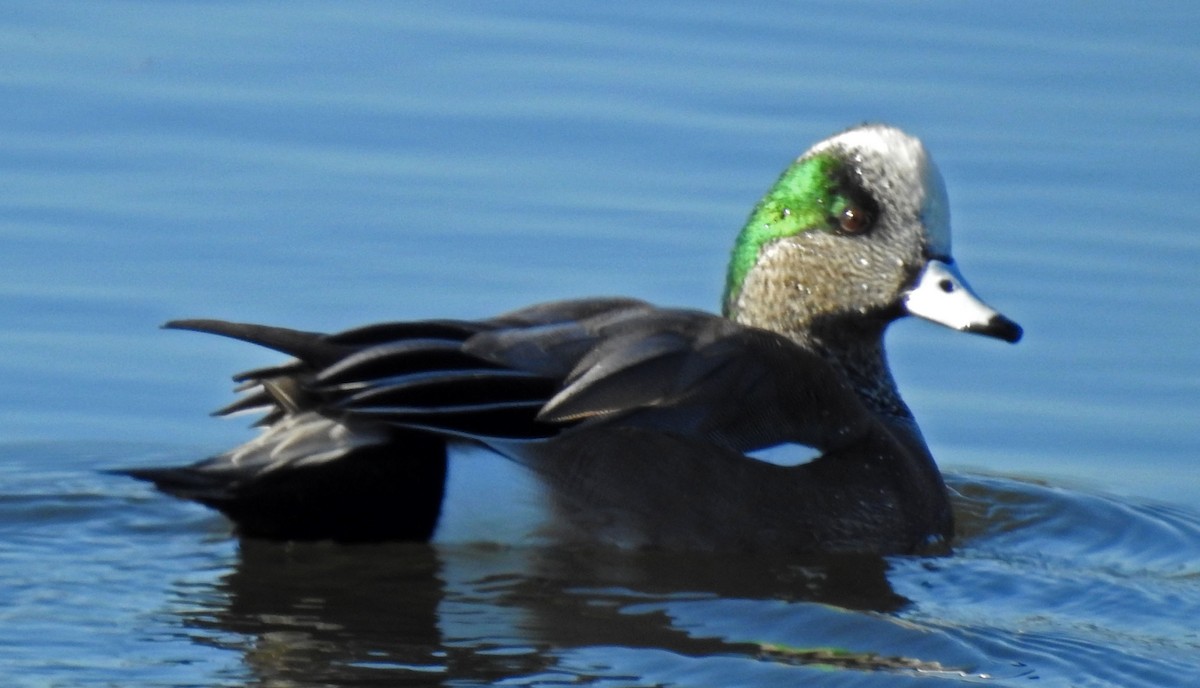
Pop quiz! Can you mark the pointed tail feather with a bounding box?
[164,319,343,367]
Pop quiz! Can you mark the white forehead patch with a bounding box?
[810,125,952,256]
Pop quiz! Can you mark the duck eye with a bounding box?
[838,205,873,235]
[828,169,879,236]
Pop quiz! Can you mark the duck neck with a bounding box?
[805,316,914,424]
[731,300,917,431]
[724,244,922,442]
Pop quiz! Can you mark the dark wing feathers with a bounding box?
[317,339,497,387]
[162,298,866,451]
[344,400,551,440]
[488,297,652,327]
[538,330,718,422]
[324,319,487,346]
[211,388,273,417]
[230,361,307,383]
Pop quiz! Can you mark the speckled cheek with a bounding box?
[734,239,806,321]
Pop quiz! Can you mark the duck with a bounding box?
[120,124,1021,554]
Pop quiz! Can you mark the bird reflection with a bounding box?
[177,539,908,685]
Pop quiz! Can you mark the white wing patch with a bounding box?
[745,442,822,467]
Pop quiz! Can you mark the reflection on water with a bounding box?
[154,473,1200,687]
[189,543,443,685]
[7,442,1196,686]
[190,544,929,685]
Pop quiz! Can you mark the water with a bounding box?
[2,1,1198,685]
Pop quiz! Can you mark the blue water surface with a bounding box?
[1,2,1198,686]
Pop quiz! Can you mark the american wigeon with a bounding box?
[121,124,1020,553]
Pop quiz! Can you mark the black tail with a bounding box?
[115,431,448,543]
[114,465,234,502]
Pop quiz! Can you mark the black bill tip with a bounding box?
[966,314,1023,344]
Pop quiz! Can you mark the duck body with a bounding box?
[121,125,1021,554]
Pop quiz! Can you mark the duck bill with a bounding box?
[903,259,1022,343]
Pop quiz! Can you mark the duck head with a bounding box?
[723,124,1021,347]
